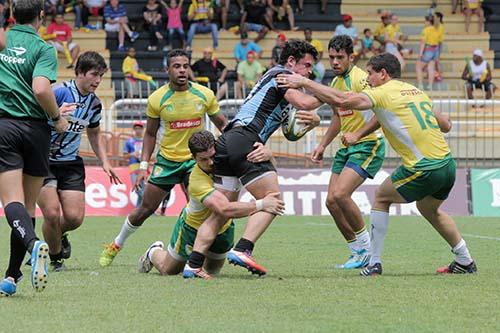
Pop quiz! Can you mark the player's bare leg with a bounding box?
[326,173,356,242]
[330,168,371,268]
[417,197,476,274]
[203,258,225,275]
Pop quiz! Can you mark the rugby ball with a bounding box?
[281,105,311,141]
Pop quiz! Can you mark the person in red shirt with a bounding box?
[47,14,81,69]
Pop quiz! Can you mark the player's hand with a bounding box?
[134,169,147,192]
[261,192,285,216]
[53,117,69,133]
[247,142,272,163]
[311,144,325,163]
[59,102,77,116]
[102,162,122,185]
[295,110,320,129]
[276,73,306,89]
[341,132,360,147]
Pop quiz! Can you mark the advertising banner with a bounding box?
[0,167,469,217]
[470,168,500,216]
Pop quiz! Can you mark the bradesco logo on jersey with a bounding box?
[169,118,202,129]
[337,107,354,117]
[0,47,27,64]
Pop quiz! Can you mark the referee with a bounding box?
[0,0,70,297]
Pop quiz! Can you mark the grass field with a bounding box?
[1,215,500,332]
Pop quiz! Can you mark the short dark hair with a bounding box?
[75,51,107,75]
[435,12,443,23]
[304,27,312,33]
[328,35,354,55]
[278,39,318,65]
[13,0,43,24]
[363,28,371,34]
[367,53,401,79]
[166,49,190,67]
[188,130,215,157]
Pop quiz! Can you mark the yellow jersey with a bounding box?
[122,56,139,74]
[421,26,441,46]
[330,65,379,144]
[309,39,324,54]
[187,1,213,21]
[385,24,401,41]
[146,82,219,162]
[184,164,232,232]
[437,23,445,43]
[466,0,482,10]
[374,23,387,38]
[362,80,451,170]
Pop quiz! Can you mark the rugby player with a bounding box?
[37,51,121,272]
[310,35,385,269]
[99,49,227,266]
[184,39,322,277]
[278,52,477,276]
[137,131,285,279]
[0,0,70,296]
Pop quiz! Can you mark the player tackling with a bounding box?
[278,52,477,276]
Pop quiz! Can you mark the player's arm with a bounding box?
[278,74,373,110]
[433,109,452,133]
[341,116,380,147]
[33,77,69,133]
[0,20,5,51]
[203,190,285,219]
[141,116,160,163]
[209,112,228,132]
[283,88,323,110]
[311,110,340,163]
[87,126,122,184]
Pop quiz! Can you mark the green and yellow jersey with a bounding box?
[362,80,451,170]
[184,164,232,233]
[330,65,380,144]
[146,82,219,162]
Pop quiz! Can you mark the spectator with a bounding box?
[384,14,405,71]
[44,0,60,20]
[47,14,80,69]
[122,48,158,97]
[360,28,375,58]
[320,0,327,14]
[124,121,145,207]
[373,12,391,50]
[462,49,496,100]
[241,0,270,43]
[464,0,484,33]
[270,33,286,67]
[162,0,185,49]
[104,0,138,51]
[186,0,218,50]
[452,0,459,14]
[143,0,163,51]
[334,14,358,46]
[233,32,262,63]
[81,0,106,30]
[190,47,229,100]
[267,0,298,31]
[212,0,229,30]
[416,15,440,90]
[304,27,325,82]
[435,12,445,81]
[235,50,264,98]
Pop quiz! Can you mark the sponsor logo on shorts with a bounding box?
[169,118,202,129]
[338,108,354,117]
[153,166,163,177]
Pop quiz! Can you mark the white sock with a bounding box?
[369,210,389,266]
[347,240,359,254]
[355,227,370,252]
[147,246,162,262]
[114,216,139,248]
[452,239,473,266]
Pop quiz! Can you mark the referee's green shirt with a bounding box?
[0,25,58,119]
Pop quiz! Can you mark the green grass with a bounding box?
[1,216,500,332]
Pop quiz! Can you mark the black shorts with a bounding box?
[0,117,50,177]
[43,158,86,192]
[214,126,275,189]
[467,79,494,91]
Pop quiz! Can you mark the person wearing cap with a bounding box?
[416,15,441,90]
[334,14,358,43]
[235,50,264,98]
[270,33,286,67]
[124,121,145,207]
[373,12,391,49]
[240,0,270,43]
[462,49,496,100]
[186,0,218,50]
[233,31,262,63]
[190,47,229,100]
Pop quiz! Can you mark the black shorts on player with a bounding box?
[43,157,86,192]
[0,117,50,177]
[214,126,275,189]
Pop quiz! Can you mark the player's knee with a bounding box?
[332,189,349,204]
[158,263,183,276]
[325,195,340,212]
[43,208,61,224]
[64,214,84,230]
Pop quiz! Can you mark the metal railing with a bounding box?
[87,80,500,168]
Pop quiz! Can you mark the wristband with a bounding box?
[255,199,263,211]
[51,114,61,122]
[139,161,149,170]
